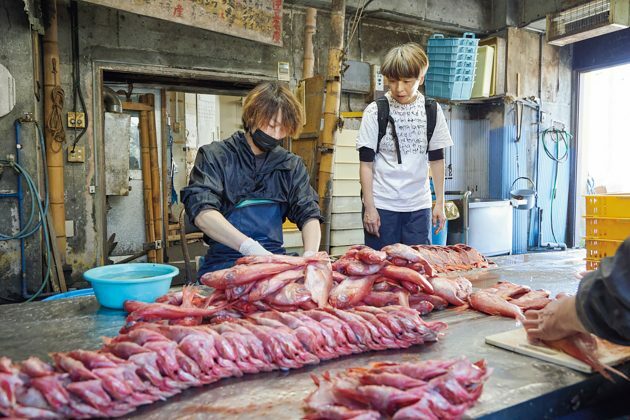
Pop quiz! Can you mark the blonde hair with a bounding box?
[242,81,304,138]
[381,43,429,80]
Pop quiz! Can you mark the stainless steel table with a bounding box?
[1,250,628,419]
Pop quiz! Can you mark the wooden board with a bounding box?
[332,196,362,213]
[81,0,283,46]
[333,163,360,180]
[330,228,364,247]
[331,212,362,230]
[336,129,358,147]
[486,328,630,374]
[334,145,359,164]
[332,180,361,197]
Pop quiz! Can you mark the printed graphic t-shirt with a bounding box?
[356,91,453,212]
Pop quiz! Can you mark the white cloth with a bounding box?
[356,92,453,212]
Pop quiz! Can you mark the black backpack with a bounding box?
[375,96,438,164]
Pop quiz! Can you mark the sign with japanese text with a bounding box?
[82,0,283,46]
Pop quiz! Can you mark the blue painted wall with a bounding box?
[489,125,529,254]
[573,28,630,71]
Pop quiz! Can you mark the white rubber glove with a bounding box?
[239,238,272,256]
[303,250,317,257]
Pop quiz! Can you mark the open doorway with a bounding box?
[575,62,630,243]
[99,70,256,282]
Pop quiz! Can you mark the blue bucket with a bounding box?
[432,219,448,246]
[43,288,95,301]
[83,263,179,309]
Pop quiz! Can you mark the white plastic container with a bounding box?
[471,46,495,98]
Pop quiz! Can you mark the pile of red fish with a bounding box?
[0,305,446,418]
[468,281,629,381]
[304,357,490,419]
[468,281,552,321]
[198,244,489,317]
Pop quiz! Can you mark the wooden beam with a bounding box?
[122,102,152,112]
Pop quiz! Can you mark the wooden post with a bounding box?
[138,99,156,262]
[317,0,345,253]
[303,8,317,79]
[42,0,67,262]
[141,94,163,263]
[160,89,170,258]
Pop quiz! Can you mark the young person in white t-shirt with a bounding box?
[356,42,453,249]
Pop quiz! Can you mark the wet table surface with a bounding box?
[1,250,628,419]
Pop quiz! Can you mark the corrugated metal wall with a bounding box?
[446,119,490,197]
[488,124,529,254]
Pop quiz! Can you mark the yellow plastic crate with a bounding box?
[585,217,630,241]
[585,259,600,271]
[585,238,623,260]
[585,194,630,218]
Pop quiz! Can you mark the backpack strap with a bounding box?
[425,98,438,145]
[375,96,389,154]
[375,96,402,164]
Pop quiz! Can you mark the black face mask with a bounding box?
[251,129,281,152]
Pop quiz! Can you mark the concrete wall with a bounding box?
[0,1,43,300]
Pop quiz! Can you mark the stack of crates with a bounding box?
[426,33,479,101]
[584,194,630,270]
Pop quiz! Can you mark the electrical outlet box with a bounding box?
[65,220,74,238]
[67,112,86,128]
[67,146,85,163]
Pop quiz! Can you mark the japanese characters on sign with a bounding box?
[81,0,283,46]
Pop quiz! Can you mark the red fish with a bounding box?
[247,269,304,302]
[429,277,471,306]
[200,263,295,289]
[383,243,422,263]
[357,247,387,264]
[509,289,551,311]
[379,265,433,294]
[330,275,378,309]
[305,260,333,309]
[235,254,326,266]
[543,333,629,382]
[468,291,524,320]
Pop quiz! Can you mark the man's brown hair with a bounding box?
[381,42,429,80]
[242,81,304,138]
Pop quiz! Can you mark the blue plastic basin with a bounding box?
[83,263,179,309]
[43,288,95,301]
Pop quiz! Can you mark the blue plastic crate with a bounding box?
[428,32,479,47]
[426,73,475,83]
[429,51,477,62]
[430,58,476,69]
[426,65,475,76]
[427,44,478,55]
[425,80,474,100]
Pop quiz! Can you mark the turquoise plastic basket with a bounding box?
[83,263,178,309]
[428,32,479,47]
[425,80,474,100]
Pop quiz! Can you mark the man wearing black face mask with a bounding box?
[181,82,323,278]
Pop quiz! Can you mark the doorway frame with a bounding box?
[91,61,274,265]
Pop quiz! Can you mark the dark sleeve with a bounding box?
[286,158,323,229]
[576,238,630,345]
[359,146,375,162]
[428,148,444,161]
[180,146,225,224]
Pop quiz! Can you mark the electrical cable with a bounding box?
[46,85,66,153]
[542,128,572,245]
[70,0,88,152]
[0,120,53,302]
